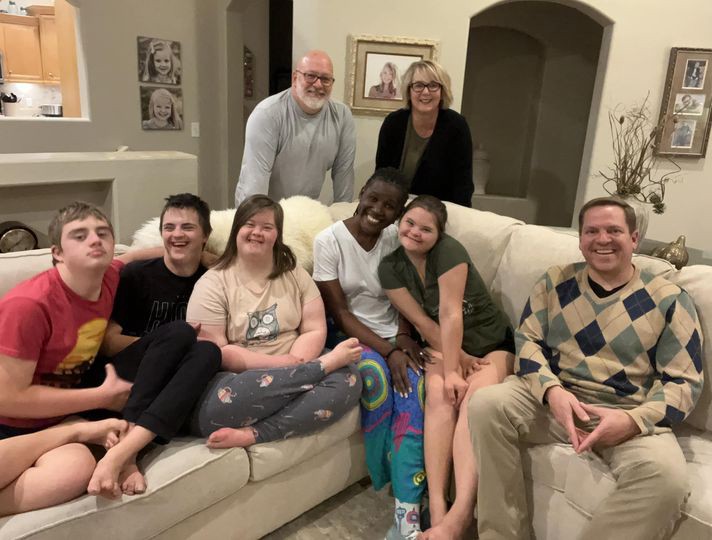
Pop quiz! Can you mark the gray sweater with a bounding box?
[234,89,356,206]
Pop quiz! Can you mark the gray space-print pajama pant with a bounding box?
[188,361,361,444]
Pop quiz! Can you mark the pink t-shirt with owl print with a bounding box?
[187,263,320,355]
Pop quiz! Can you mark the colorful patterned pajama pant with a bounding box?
[358,348,426,505]
[188,361,361,444]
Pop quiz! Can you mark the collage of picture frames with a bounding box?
[137,36,183,130]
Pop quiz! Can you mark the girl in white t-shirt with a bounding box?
[313,168,429,540]
[187,195,363,448]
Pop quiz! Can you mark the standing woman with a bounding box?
[313,168,428,540]
[186,195,363,448]
[378,195,514,539]
[375,60,474,207]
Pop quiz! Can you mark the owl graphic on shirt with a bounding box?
[246,303,279,343]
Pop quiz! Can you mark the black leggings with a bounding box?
[82,321,221,443]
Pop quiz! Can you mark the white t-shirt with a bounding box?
[312,221,399,338]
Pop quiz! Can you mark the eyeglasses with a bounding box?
[296,70,335,87]
[410,81,442,93]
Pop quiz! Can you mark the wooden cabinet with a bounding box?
[0,13,61,84]
[39,15,60,82]
[0,16,43,82]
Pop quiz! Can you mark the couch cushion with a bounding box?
[525,434,712,540]
[247,405,361,482]
[442,203,522,290]
[492,225,584,325]
[0,438,250,540]
[0,245,130,298]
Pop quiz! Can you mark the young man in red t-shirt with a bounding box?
[0,202,150,516]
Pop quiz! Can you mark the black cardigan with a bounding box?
[375,107,474,207]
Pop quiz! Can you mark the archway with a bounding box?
[462,0,606,226]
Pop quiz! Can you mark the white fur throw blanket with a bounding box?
[131,196,335,274]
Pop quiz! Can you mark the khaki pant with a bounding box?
[468,376,688,540]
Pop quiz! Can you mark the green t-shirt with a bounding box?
[378,234,511,356]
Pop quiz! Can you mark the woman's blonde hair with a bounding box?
[401,60,453,110]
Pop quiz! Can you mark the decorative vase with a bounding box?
[650,235,689,270]
[620,196,649,251]
[473,145,490,196]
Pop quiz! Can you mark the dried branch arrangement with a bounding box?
[599,95,680,214]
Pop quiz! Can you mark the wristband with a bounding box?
[395,331,411,339]
[384,347,399,359]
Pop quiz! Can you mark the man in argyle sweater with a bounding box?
[468,197,703,540]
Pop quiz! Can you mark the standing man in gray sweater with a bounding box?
[234,50,356,206]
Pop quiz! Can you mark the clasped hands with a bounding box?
[545,386,641,453]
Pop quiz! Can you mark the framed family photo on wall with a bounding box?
[347,34,439,115]
[656,47,712,157]
[137,36,182,86]
[140,86,184,130]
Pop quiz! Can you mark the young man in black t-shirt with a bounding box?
[85,194,221,498]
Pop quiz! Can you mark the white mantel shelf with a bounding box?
[0,151,198,245]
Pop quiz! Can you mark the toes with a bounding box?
[206,434,231,449]
[87,478,101,495]
[105,433,118,448]
[125,475,147,495]
[206,438,227,448]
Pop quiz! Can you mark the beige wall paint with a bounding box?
[293,0,712,251]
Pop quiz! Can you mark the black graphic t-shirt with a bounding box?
[112,257,207,336]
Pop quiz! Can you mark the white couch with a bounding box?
[1,201,710,539]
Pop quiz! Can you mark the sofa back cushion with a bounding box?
[0,246,130,297]
[330,202,522,290]
[492,225,584,325]
[443,204,523,289]
[672,265,712,431]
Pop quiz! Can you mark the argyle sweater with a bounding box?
[515,263,704,435]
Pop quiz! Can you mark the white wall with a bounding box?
[293,0,712,251]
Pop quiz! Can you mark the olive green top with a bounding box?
[378,234,512,356]
[399,117,430,184]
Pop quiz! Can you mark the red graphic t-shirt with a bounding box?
[0,259,124,428]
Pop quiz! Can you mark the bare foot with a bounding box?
[419,511,470,540]
[319,338,362,373]
[74,418,129,448]
[206,427,257,449]
[119,461,146,496]
[418,521,461,540]
[87,448,127,499]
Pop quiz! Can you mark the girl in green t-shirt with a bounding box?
[379,195,514,539]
